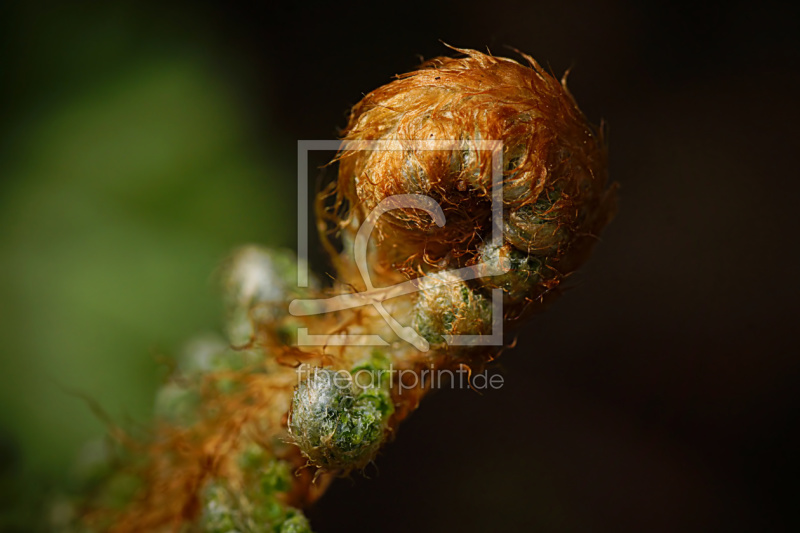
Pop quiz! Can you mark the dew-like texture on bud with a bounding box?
[198,450,310,533]
[222,246,298,308]
[221,246,315,344]
[333,47,617,310]
[412,271,492,344]
[503,190,567,256]
[278,511,313,533]
[289,369,390,471]
[476,242,543,303]
[200,484,301,533]
[200,484,241,533]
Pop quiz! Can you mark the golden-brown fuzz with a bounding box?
[78,47,617,532]
[331,47,617,309]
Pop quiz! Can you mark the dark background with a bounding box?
[1,0,799,531]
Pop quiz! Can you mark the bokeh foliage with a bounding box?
[0,3,292,527]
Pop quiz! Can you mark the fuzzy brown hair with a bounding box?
[328,47,617,316]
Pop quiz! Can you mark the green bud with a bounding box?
[279,510,312,533]
[289,369,389,471]
[477,242,543,303]
[260,459,292,495]
[504,193,568,255]
[221,246,315,345]
[199,480,312,533]
[412,271,491,344]
[153,382,200,426]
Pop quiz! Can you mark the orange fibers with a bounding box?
[329,47,617,313]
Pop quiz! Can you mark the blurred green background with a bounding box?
[0,3,293,524]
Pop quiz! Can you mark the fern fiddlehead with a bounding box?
[71,47,617,533]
